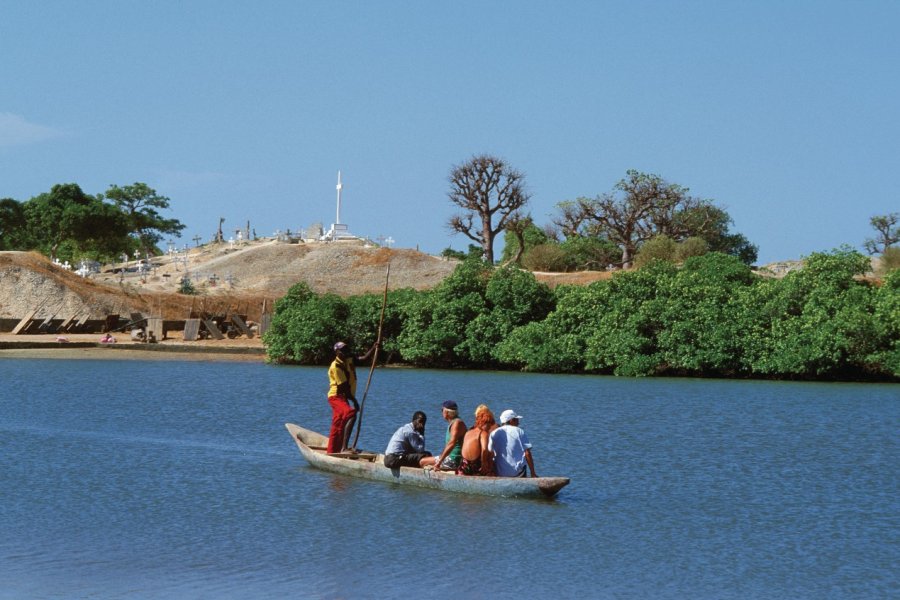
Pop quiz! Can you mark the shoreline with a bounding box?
[0,333,266,362]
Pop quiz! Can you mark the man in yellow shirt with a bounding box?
[326,341,374,454]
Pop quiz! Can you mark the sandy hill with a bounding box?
[169,240,457,296]
[0,239,616,322]
[0,241,459,321]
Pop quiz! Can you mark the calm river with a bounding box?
[0,358,897,599]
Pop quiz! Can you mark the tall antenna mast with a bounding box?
[335,170,343,224]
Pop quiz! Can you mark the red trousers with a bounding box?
[327,395,357,453]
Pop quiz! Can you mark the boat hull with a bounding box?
[285,423,569,499]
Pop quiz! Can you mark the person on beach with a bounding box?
[426,400,467,472]
[383,411,433,468]
[489,409,537,478]
[457,405,496,476]
[326,340,375,454]
[100,333,117,343]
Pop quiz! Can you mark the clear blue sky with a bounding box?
[2,1,898,264]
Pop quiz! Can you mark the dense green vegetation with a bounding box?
[264,249,900,381]
[0,182,183,263]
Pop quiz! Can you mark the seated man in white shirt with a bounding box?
[488,409,537,478]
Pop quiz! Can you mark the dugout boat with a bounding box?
[285,423,569,499]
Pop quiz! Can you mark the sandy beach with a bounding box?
[0,332,266,362]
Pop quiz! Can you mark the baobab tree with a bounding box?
[447,154,530,264]
[557,170,757,268]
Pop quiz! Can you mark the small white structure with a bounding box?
[75,260,100,278]
[320,171,358,241]
[305,223,324,242]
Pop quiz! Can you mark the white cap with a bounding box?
[500,409,522,424]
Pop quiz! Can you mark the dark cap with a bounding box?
[441,400,458,410]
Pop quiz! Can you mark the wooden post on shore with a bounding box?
[183,319,201,341]
[58,314,77,332]
[229,314,253,338]
[11,310,38,335]
[203,318,225,340]
[259,299,271,335]
[146,317,164,342]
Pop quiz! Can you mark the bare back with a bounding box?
[460,427,483,461]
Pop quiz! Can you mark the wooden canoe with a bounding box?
[285,423,570,499]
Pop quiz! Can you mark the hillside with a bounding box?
[0,239,619,322]
[0,241,459,321]
[5,239,884,326]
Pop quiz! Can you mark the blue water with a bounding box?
[0,358,897,599]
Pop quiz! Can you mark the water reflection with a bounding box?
[327,473,352,494]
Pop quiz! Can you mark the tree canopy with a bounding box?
[499,219,548,265]
[447,155,530,264]
[23,183,131,260]
[102,182,185,255]
[864,213,899,255]
[0,198,29,251]
[554,170,757,268]
[1,181,182,263]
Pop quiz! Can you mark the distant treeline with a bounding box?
[0,182,184,264]
[263,249,900,381]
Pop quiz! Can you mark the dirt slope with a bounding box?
[0,242,458,321]
[0,239,619,322]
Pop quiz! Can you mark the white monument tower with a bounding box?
[336,170,343,224]
[321,170,356,241]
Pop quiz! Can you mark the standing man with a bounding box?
[326,340,374,454]
[489,409,537,477]
[427,400,467,472]
[383,411,433,468]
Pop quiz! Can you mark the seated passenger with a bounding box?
[457,405,496,476]
[426,400,467,472]
[489,409,537,478]
[474,403,499,434]
[383,411,432,468]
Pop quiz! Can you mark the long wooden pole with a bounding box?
[351,262,390,450]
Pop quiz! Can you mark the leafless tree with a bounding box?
[447,155,530,264]
[552,200,595,239]
[864,213,899,255]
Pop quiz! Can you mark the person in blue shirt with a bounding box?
[383,411,433,468]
